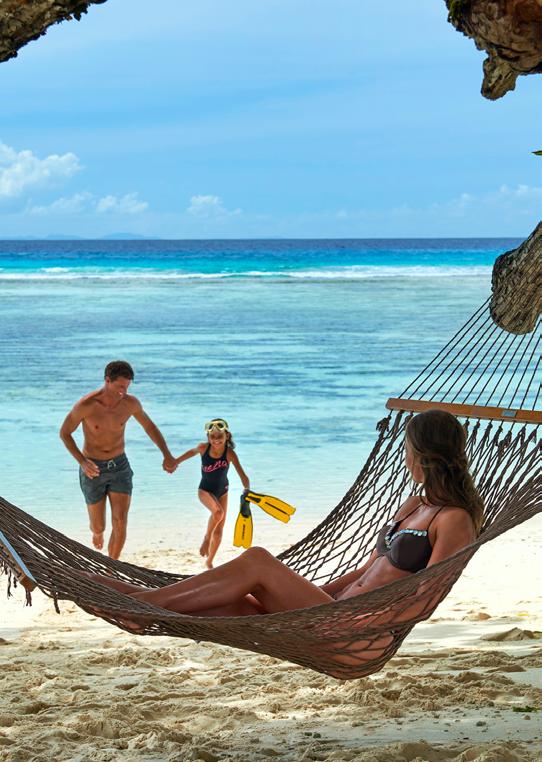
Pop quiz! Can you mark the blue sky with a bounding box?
[1,0,541,238]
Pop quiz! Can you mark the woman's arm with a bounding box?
[340,508,476,624]
[229,450,250,490]
[425,508,476,567]
[175,442,205,466]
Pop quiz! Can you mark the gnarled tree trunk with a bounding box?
[490,222,542,334]
[0,1,107,64]
[447,0,542,100]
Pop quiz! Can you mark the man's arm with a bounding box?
[132,400,177,473]
[59,404,100,478]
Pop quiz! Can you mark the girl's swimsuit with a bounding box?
[199,444,230,498]
[375,501,444,573]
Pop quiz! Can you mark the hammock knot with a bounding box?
[376,415,391,433]
[499,431,513,455]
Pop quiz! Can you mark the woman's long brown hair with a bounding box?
[405,409,484,534]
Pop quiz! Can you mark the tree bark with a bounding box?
[0,1,107,64]
[446,0,542,100]
[490,222,542,334]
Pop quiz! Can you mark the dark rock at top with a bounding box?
[447,0,542,100]
[0,1,108,64]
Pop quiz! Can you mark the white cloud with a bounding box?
[28,192,93,215]
[187,194,241,218]
[96,192,149,215]
[28,191,149,216]
[432,184,542,216]
[325,184,542,232]
[0,142,81,198]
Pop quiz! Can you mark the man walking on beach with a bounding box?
[60,360,177,559]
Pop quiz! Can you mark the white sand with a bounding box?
[1,516,541,761]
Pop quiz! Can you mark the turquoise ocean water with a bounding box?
[0,239,518,552]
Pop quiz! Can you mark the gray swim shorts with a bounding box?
[79,453,133,505]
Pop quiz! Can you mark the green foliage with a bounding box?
[533,150,542,156]
[512,706,538,713]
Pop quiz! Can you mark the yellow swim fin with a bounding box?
[244,490,296,523]
[233,496,253,548]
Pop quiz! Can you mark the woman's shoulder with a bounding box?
[433,505,476,537]
[435,505,474,524]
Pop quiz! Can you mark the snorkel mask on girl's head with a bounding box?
[204,419,229,433]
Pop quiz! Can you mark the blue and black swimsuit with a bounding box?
[199,444,230,498]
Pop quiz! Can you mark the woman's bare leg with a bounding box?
[190,596,264,617]
[198,489,224,560]
[131,547,333,614]
[82,571,149,595]
[205,492,228,569]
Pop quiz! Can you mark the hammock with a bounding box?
[1,298,541,680]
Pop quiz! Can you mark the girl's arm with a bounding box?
[175,442,206,466]
[229,450,250,490]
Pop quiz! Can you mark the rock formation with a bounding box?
[490,221,542,334]
[0,1,107,64]
[447,0,542,100]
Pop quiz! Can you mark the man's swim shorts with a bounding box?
[79,453,133,505]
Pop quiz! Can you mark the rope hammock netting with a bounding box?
[1,273,541,680]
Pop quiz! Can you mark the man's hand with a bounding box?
[162,454,178,473]
[81,458,100,479]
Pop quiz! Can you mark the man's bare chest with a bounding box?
[84,404,131,434]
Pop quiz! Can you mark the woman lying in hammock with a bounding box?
[87,409,483,619]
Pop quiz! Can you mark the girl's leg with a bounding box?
[205,492,228,569]
[131,547,333,614]
[198,489,224,559]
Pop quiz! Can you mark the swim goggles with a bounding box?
[204,419,229,433]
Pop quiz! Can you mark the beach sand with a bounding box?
[1,516,541,762]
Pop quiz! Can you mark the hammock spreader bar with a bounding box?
[0,529,36,592]
[386,398,542,425]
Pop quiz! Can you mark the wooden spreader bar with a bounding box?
[0,529,37,592]
[386,398,542,425]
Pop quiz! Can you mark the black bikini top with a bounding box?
[375,501,444,574]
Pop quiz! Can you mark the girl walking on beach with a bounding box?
[175,419,249,568]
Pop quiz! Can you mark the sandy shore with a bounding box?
[1,516,541,761]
